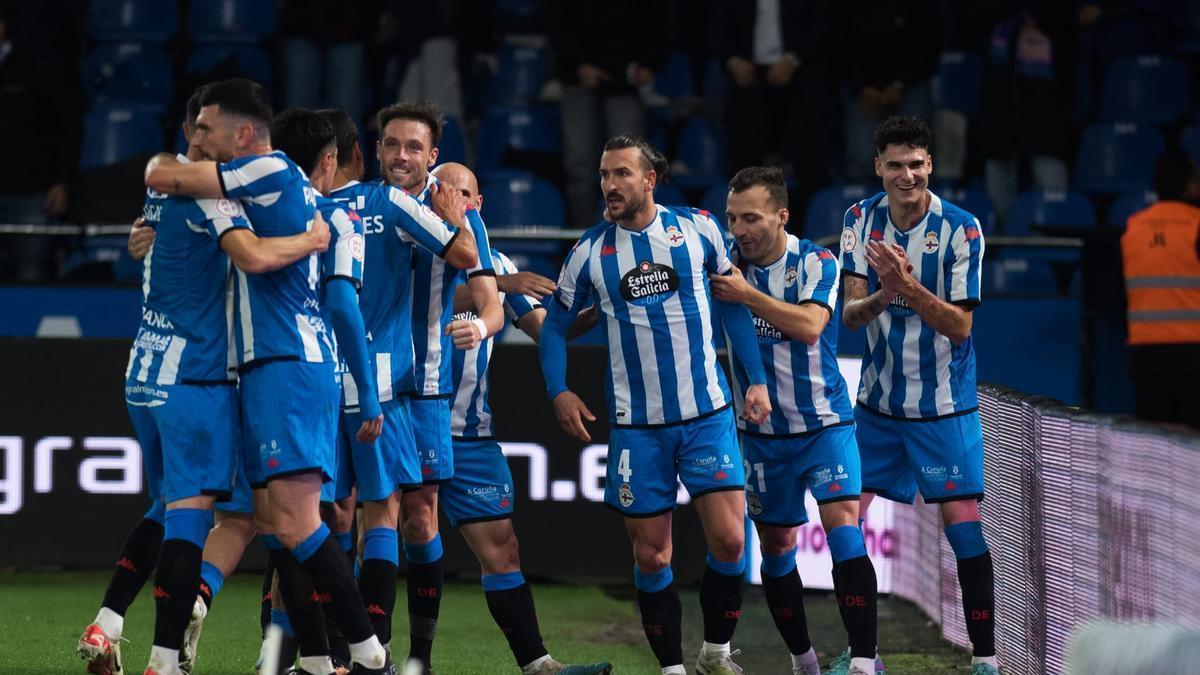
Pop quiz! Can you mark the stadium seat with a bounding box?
[938,186,996,234]
[1097,55,1190,124]
[187,0,278,43]
[490,0,544,23]
[933,51,983,118]
[84,43,173,112]
[479,171,565,229]
[79,106,163,170]
[436,115,468,166]
[488,42,550,104]
[1107,190,1156,226]
[702,58,729,109]
[474,105,562,177]
[1182,125,1200,165]
[802,185,874,243]
[699,182,729,226]
[87,0,177,42]
[60,236,141,282]
[1004,190,1096,236]
[983,251,1065,296]
[672,117,727,189]
[654,51,695,100]
[185,45,273,92]
[1073,122,1164,194]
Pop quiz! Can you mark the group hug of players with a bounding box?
[74,76,1001,675]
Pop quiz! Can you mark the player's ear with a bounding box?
[428,147,439,167]
[778,207,789,227]
[874,155,883,178]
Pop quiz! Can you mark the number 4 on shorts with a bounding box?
[617,448,633,482]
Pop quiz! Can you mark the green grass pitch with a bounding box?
[1,571,967,673]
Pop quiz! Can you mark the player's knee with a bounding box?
[757,527,797,557]
[632,543,672,572]
[708,532,745,564]
[939,498,980,527]
[215,511,257,544]
[401,509,438,543]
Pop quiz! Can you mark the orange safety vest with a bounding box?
[1121,200,1200,345]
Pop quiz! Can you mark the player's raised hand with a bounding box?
[866,239,912,297]
[498,270,557,299]
[356,414,383,443]
[308,209,331,252]
[709,266,755,304]
[428,181,468,228]
[127,217,155,260]
[743,384,772,425]
[446,318,485,350]
[552,391,596,442]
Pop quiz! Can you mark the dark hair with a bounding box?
[728,166,788,209]
[1152,149,1197,201]
[185,84,210,129]
[603,135,670,179]
[199,78,273,126]
[874,116,932,155]
[270,108,336,175]
[376,101,443,147]
[316,109,359,168]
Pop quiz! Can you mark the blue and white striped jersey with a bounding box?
[219,151,332,367]
[840,190,985,419]
[328,179,460,403]
[450,250,542,439]
[315,196,366,403]
[555,205,734,426]
[728,234,854,435]
[125,156,250,387]
[411,174,496,397]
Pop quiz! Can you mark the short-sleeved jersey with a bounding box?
[839,191,985,419]
[218,151,333,367]
[328,179,459,404]
[450,250,542,439]
[555,205,733,426]
[411,174,496,397]
[125,155,251,386]
[728,234,854,435]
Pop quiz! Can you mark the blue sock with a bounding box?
[632,564,673,593]
[944,521,989,559]
[292,523,331,563]
[363,527,399,565]
[827,525,869,563]
[706,552,746,577]
[402,533,443,564]
[199,561,224,600]
[481,571,526,592]
[335,531,353,552]
[760,547,798,578]
[163,508,211,547]
[269,607,294,637]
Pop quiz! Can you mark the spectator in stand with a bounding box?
[710,0,838,214]
[0,2,82,281]
[380,0,480,124]
[837,1,942,181]
[550,2,669,230]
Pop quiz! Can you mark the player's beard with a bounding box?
[606,190,644,222]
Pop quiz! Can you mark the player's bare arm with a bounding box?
[709,266,829,345]
[841,274,893,329]
[219,210,330,274]
[127,217,154,260]
[868,239,972,344]
[446,274,503,350]
[428,185,478,270]
[496,270,556,298]
[552,391,596,442]
[143,154,224,199]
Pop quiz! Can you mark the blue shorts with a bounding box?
[605,407,744,517]
[410,396,453,483]
[855,406,985,504]
[320,409,357,504]
[740,423,861,527]
[125,381,239,504]
[216,461,253,514]
[441,438,515,527]
[347,397,421,502]
[240,360,339,488]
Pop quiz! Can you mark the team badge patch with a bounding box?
[347,233,365,261]
[784,266,797,287]
[619,483,635,508]
[923,230,940,254]
[664,225,685,247]
[840,228,858,253]
[215,199,243,217]
[747,492,763,516]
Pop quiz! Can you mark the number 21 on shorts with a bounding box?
[743,460,766,492]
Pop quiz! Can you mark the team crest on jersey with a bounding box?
[664,225,685,247]
[746,492,763,516]
[620,261,680,306]
[923,230,940,254]
[215,199,243,218]
[784,266,798,287]
[840,228,858,253]
[619,483,635,508]
[347,232,365,261]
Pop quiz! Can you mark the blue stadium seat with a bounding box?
[488,43,550,104]
[185,45,273,92]
[1182,125,1200,165]
[654,51,695,100]
[79,106,163,170]
[84,43,173,112]
[702,58,729,109]
[983,251,1063,296]
[1107,190,1156,226]
[938,186,996,234]
[188,0,277,43]
[1073,123,1164,194]
[88,0,177,42]
[1005,190,1096,235]
[435,115,468,166]
[672,117,727,189]
[933,51,983,118]
[479,171,565,229]
[699,183,729,226]
[803,185,874,242]
[490,0,544,22]
[1098,55,1190,124]
[475,105,562,177]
